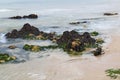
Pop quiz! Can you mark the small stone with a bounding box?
[11,56,17,60]
[0,60,5,63]
[8,45,17,49]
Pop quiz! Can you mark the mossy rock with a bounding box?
[0,54,16,64]
[67,50,83,56]
[90,31,99,36]
[23,44,58,52]
[96,38,104,44]
[23,44,32,50]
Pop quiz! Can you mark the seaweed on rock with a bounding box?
[0,53,16,64]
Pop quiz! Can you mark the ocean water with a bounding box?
[0,0,120,34]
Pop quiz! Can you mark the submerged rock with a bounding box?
[9,14,38,19]
[8,45,17,49]
[104,13,118,16]
[69,21,88,25]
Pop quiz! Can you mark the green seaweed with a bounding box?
[106,69,120,79]
[90,31,99,36]
[0,54,16,64]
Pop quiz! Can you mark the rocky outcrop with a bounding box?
[104,13,118,16]
[5,23,56,40]
[57,30,96,52]
[5,23,40,38]
[9,14,38,19]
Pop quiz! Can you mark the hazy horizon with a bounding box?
[0,0,119,9]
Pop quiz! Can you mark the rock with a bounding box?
[28,14,38,19]
[31,45,40,52]
[67,40,85,52]
[5,23,57,40]
[9,16,22,19]
[69,21,88,25]
[96,38,104,44]
[57,30,96,53]
[104,13,118,16]
[93,47,103,56]
[19,23,40,36]
[9,14,38,19]
[23,14,38,19]
[8,45,17,49]
[90,31,99,36]
[0,53,17,63]
[69,22,80,25]
[6,23,40,38]
[5,29,19,38]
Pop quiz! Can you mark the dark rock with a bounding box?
[23,14,38,19]
[69,22,80,25]
[5,29,19,38]
[57,30,96,52]
[5,23,56,40]
[93,47,103,56]
[9,16,22,19]
[104,13,118,16]
[69,21,88,25]
[23,15,28,18]
[19,23,40,36]
[9,14,38,19]
[28,14,38,19]
[5,23,40,38]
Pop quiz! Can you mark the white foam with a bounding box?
[0,33,7,43]
[0,9,13,12]
[28,73,46,80]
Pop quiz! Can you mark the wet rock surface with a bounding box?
[57,30,96,53]
[5,23,56,40]
[5,23,40,38]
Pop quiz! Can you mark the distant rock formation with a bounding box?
[104,13,118,16]
[9,14,38,19]
[69,21,87,25]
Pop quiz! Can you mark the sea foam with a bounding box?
[0,33,7,43]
